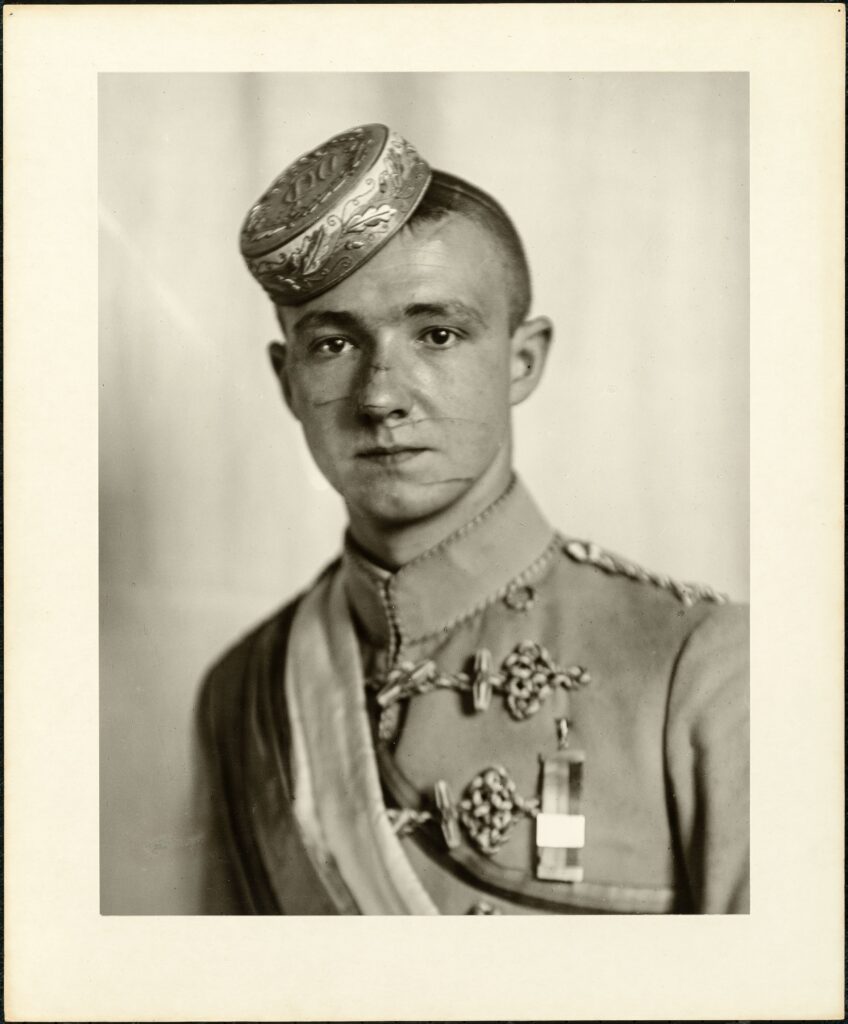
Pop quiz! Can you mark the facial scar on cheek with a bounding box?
[310,389,354,408]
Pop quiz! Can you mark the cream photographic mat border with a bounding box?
[4,4,844,1021]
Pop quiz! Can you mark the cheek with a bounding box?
[288,380,349,468]
[289,363,357,413]
[434,351,511,428]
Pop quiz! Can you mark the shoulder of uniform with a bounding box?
[197,601,292,730]
[198,555,342,724]
[556,534,730,609]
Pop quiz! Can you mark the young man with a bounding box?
[199,123,749,915]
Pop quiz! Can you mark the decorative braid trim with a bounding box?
[558,534,728,607]
[378,574,403,663]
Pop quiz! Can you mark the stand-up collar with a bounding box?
[341,476,556,650]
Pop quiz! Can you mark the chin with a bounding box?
[347,477,467,527]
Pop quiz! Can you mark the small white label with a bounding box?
[536,813,586,849]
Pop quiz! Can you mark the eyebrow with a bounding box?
[289,299,487,337]
[290,309,367,336]
[402,301,486,328]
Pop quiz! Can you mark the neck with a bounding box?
[347,452,514,570]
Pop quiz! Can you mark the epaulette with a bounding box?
[559,536,728,608]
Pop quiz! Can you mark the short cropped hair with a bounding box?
[406,170,532,331]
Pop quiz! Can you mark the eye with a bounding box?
[311,336,353,358]
[420,327,460,349]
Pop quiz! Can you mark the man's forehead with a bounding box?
[351,213,504,285]
[277,219,507,332]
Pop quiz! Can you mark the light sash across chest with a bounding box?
[284,566,438,915]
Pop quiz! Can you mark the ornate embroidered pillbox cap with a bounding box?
[240,123,432,305]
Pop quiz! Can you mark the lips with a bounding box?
[356,444,430,464]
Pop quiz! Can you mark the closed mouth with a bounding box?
[356,445,430,462]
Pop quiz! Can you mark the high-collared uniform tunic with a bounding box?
[199,479,749,915]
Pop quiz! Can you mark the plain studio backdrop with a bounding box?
[99,72,748,914]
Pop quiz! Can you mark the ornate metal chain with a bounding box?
[385,763,541,858]
[385,807,433,838]
[375,644,592,859]
[458,765,540,855]
[370,641,590,724]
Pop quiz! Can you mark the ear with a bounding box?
[268,341,298,419]
[509,316,553,406]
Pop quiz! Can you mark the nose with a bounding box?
[355,338,413,423]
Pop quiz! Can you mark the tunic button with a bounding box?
[504,583,536,612]
[467,899,501,915]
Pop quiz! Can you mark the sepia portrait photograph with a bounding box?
[100,70,749,917]
[6,5,843,1021]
